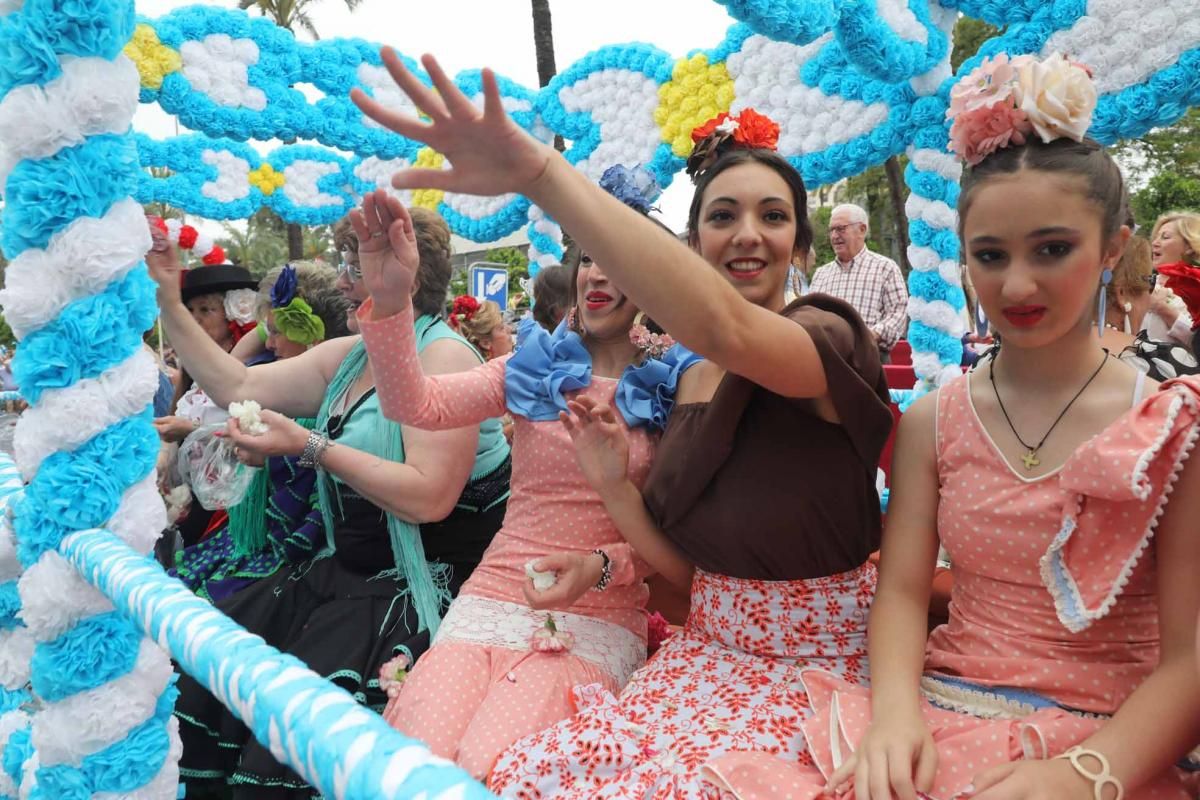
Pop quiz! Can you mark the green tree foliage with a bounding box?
[217,209,288,278]
[809,206,834,268]
[485,246,531,296]
[840,156,912,268]
[237,0,361,40]
[1117,109,1200,226]
[1131,172,1200,228]
[951,17,1001,73]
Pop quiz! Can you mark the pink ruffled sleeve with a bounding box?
[1041,376,1200,632]
[356,298,509,429]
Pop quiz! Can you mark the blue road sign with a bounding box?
[469,264,509,310]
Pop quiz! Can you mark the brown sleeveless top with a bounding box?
[642,295,893,580]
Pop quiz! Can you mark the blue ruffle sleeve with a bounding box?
[504,318,592,421]
[614,343,703,431]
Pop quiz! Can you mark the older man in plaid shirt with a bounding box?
[810,203,909,361]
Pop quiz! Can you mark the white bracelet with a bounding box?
[1054,746,1124,800]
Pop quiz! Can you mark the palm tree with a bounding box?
[237,0,362,41]
[529,0,557,88]
[529,0,565,153]
[239,0,362,257]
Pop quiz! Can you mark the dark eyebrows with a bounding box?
[969,226,1082,246]
[706,196,790,208]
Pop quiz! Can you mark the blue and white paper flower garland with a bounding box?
[0,1,177,797]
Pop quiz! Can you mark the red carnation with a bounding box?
[646,611,674,655]
[228,319,258,345]
[449,295,481,329]
[1156,261,1200,329]
[691,112,732,145]
[178,225,198,249]
[731,108,779,150]
[202,245,225,266]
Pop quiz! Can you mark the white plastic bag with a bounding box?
[176,424,257,510]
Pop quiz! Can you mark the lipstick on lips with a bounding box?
[585,290,613,310]
[1001,305,1047,327]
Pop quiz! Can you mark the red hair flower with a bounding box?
[449,294,481,330]
[687,108,781,181]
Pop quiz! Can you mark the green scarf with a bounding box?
[226,418,316,557]
[314,318,450,636]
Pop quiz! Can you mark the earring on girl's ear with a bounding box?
[1096,268,1113,336]
[1122,301,1133,334]
[566,305,580,333]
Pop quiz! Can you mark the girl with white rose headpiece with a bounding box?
[703,54,1200,800]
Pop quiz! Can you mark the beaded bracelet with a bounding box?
[591,548,612,592]
[1054,746,1124,800]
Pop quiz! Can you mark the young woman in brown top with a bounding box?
[352,52,892,796]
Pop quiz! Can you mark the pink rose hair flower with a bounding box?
[946,52,1096,166]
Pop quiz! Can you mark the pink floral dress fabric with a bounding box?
[358,300,656,778]
[703,374,1200,800]
[487,565,877,799]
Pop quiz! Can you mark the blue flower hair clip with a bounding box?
[599,164,661,215]
[270,264,298,308]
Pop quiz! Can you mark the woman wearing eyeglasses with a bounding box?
[1101,237,1200,381]
[148,208,512,800]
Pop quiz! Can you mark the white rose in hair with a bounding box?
[228,400,268,435]
[223,288,259,325]
[1014,53,1097,144]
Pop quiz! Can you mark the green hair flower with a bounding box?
[272,297,325,345]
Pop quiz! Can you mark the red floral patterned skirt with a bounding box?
[487,563,877,799]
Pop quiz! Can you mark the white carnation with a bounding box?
[525,560,557,591]
[228,400,268,435]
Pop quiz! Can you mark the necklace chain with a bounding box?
[988,349,1110,471]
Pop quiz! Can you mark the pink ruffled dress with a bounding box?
[358,301,689,779]
[704,374,1200,800]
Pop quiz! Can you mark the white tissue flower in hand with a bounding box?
[525,559,557,591]
[228,400,268,435]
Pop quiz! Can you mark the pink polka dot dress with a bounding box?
[704,374,1200,800]
[358,301,657,779]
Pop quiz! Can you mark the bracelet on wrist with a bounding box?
[1053,746,1124,800]
[298,430,332,468]
[591,548,613,592]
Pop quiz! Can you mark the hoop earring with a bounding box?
[1096,268,1112,336]
[566,305,580,333]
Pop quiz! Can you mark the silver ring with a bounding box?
[370,231,385,239]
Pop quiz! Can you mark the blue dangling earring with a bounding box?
[1096,267,1113,335]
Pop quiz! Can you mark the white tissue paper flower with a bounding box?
[525,560,557,591]
[228,400,268,435]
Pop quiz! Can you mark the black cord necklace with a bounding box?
[988,349,1110,471]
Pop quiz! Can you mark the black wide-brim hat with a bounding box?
[181,264,259,304]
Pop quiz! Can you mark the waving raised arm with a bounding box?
[145,228,352,417]
[351,52,828,400]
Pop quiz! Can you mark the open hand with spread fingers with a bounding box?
[559,396,631,498]
[350,50,555,200]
